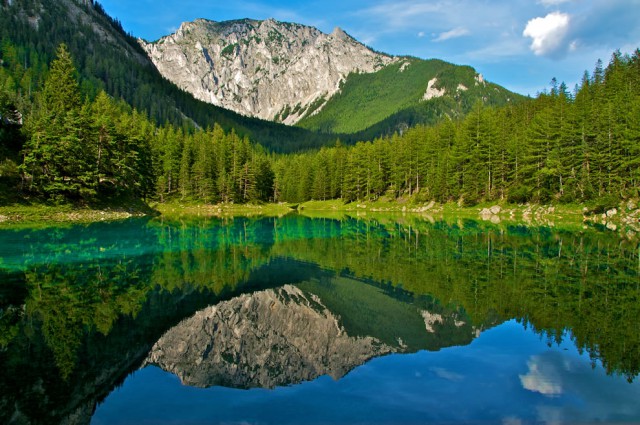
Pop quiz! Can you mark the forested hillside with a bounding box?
[276,51,640,205]
[0,0,337,152]
[0,44,274,204]
[297,58,522,136]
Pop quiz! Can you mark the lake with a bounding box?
[1,214,639,424]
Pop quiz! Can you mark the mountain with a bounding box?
[141,18,395,124]
[1,0,524,153]
[141,18,525,136]
[0,0,336,152]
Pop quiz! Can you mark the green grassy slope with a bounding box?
[298,58,525,135]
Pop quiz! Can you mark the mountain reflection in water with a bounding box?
[146,278,478,389]
[0,214,638,424]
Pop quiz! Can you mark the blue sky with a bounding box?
[98,0,640,96]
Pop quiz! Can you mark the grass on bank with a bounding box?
[0,198,613,223]
[297,198,586,216]
[0,191,156,226]
[150,200,294,218]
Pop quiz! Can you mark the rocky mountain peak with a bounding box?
[331,26,351,41]
[140,17,396,124]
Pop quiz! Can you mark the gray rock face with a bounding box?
[140,19,395,124]
[145,285,394,389]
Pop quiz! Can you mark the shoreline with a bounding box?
[0,199,638,236]
[0,205,148,226]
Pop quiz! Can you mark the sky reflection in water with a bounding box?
[94,319,640,425]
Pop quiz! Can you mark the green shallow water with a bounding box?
[0,214,639,424]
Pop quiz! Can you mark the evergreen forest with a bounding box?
[1,36,640,207]
[277,53,640,205]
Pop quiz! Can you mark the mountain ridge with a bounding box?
[140,16,524,135]
[1,0,525,154]
[140,17,396,124]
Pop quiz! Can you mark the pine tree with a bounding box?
[20,44,94,199]
[254,154,274,202]
[42,44,81,114]
[191,129,216,202]
[179,136,194,199]
[311,148,331,201]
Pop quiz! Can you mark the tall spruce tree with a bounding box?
[20,44,94,199]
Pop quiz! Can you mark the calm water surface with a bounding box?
[0,214,639,424]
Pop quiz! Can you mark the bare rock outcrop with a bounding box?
[140,19,395,124]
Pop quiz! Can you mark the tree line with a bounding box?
[1,43,639,206]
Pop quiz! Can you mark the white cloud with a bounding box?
[516,350,640,424]
[523,12,571,57]
[519,356,563,396]
[418,31,425,38]
[433,27,470,42]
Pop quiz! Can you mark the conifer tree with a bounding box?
[21,44,93,199]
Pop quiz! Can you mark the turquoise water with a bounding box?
[1,215,639,424]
